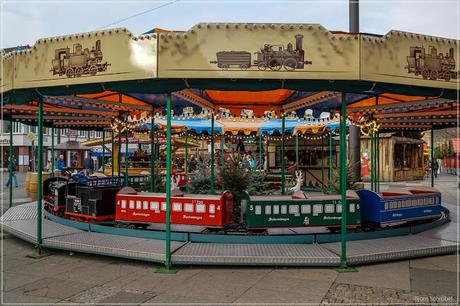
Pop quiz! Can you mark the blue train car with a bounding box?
[356,188,442,227]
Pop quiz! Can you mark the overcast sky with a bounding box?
[1,0,458,48]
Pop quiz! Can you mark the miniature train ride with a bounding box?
[43,175,444,234]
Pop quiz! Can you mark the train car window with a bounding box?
[173,203,182,212]
[435,197,439,204]
[349,203,355,213]
[136,201,142,210]
[121,200,127,209]
[209,204,215,214]
[273,205,279,214]
[196,203,206,213]
[150,201,159,211]
[313,204,323,214]
[184,203,194,212]
[336,204,342,213]
[325,204,334,213]
[301,205,311,214]
[129,200,135,209]
[255,205,262,215]
[265,205,272,215]
[161,202,166,211]
[288,205,299,215]
[384,203,389,210]
[281,205,287,214]
[143,201,149,210]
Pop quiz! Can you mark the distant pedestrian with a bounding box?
[84,152,94,175]
[56,154,65,172]
[5,155,18,188]
[433,160,439,178]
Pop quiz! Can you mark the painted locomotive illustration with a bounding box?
[210,34,312,71]
[406,46,457,81]
[50,40,109,78]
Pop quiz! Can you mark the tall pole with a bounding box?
[259,132,263,171]
[370,132,374,191]
[281,114,286,195]
[295,133,299,171]
[329,131,333,193]
[339,92,348,268]
[111,132,114,178]
[431,127,434,187]
[377,131,380,192]
[321,135,325,193]
[117,129,121,183]
[8,119,13,208]
[36,96,44,252]
[185,132,188,175]
[102,130,105,174]
[51,126,55,177]
[165,94,172,269]
[150,113,155,192]
[210,111,215,194]
[125,129,129,186]
[349,0,359,33]
[221,135,225,191]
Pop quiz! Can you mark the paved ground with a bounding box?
[1,172,458,304]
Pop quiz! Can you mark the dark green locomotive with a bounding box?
[241,191,361,229]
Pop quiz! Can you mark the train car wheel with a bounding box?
[89,65,98,75]
[283,58,297,71]
[126,224,136,230]
[257,63,267,71]
[240,64,249,70]
[268,59,282,71]
[430,70,438,80]
[66,68,75,78]
[221,64,229,70]
[421,69,429,79]
[75,67,83,77]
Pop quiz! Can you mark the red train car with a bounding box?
[115,189,234,228]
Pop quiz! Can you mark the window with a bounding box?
[150,201,159,211]
[209,204,215,214]
[161,202,166,211]
[265,206,272,215]
[301,205,311,214]
[121,200,126,209]
[281,205,287,214]
[196,203,205,213]
[349,203,355,213]
[384,203,389,210]
[288,205,299,215]
[273,205,279,214]
[173,203,182,212]
[324,204,334,213]
[129,200,134,209]
[184,203,194,212]
[143,201,149,210]
[313,204,323,214]
[336,204,342,213]
[255,205,262,215]
[136,201,142,209]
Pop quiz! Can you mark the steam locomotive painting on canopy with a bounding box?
[50,40,109,78]
[406,46,458,81]
[210,34,312,71]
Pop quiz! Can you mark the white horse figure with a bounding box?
[289,170,303,193]
[170,175,180,191]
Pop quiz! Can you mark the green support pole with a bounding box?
[102,130,105,174]
[111,132,114,178]
[339,92,348,268]
[37,96,44,251]
[295,133,299,171]
[210,111,215,195]
[117,130,121,183]
[259,132,262,171]
[150,114,155,192]
[165,94,173,270]
[329,131,333,193]
[221,135,225,191]
[321,135,325,193]
[281,114,286,195]
[125,130,129,187]
[185,132,188,174]
[8,119,13,208]
[51,126,55,177]
[431,127,434,187]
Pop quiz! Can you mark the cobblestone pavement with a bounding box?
[1,172,458,304]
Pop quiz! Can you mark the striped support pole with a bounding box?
[339,92,348,268]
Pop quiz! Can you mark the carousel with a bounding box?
[1,22,458,269]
